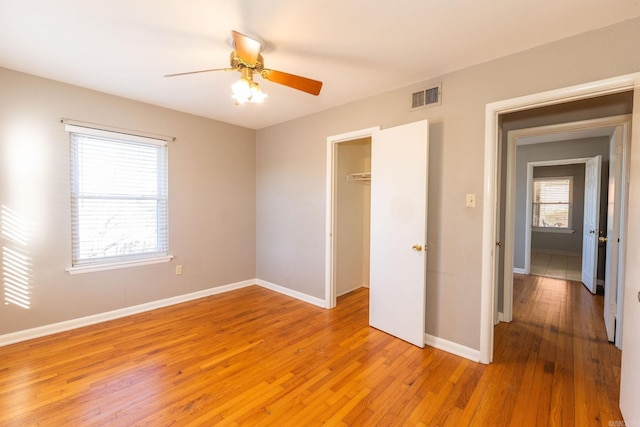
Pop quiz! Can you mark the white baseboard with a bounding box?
[513,268,526,274]
[255,279,326,308]
[0,278,330,348]
[337,284,367,297]
[0,279,256,347]
[425,333,481,363]
[2,278,480,367]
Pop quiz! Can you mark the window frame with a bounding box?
[65,123,172,274]
[531,176,574,233]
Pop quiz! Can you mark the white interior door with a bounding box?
[369,120,428,347]
[619,86,640,426]
[604,131,622,343]
[581,155,601,293]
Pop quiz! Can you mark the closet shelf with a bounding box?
[346,172,371,182]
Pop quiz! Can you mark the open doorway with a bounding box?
[333,137,372,303]
[499,113,631,347]
[480,74,640,422]
[521,155,606,289]
[495,96,632,315]
[324,126,379,309]
[528,161,588,283]
[522,155,609,295]
[509,129,614,292]
[325,121,430,348]
[480,80,639,365]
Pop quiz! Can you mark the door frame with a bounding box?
[325,126,380,308]
[501,116,631,323]
[507,117,629,271]
[481,72,640,364]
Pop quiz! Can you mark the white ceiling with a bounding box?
[2,1,640,130]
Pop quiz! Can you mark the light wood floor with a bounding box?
[0,278,623,426]
[530,250,582,281]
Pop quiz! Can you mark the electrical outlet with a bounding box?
[175,265,183,275]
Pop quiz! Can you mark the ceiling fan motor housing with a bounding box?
[230,51,264,71]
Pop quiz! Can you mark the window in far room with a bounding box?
[532,177,573,229]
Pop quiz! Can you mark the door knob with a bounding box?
[598,236,608,243]
[412,244,423,252]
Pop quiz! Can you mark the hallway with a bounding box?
[492,273,622,424]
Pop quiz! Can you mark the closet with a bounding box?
[335,137,371,300]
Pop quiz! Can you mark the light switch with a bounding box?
[466,193,476,208]
[176,265,183,275]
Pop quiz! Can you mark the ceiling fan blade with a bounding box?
[261,69,323,96]
[232,30,261,65]
[164,68,231,77]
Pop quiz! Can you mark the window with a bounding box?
[66,124,169,271]
[532,177,573,229]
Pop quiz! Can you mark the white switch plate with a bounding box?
[466,193,476,208]
[176,265,183,275]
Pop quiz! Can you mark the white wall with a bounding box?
[255,17,640,351]
[0,67,256,335]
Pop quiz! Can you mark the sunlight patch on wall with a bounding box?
[2,206,32,309]
[1,205,29,246]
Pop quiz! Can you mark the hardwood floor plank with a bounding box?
[0,281,624,425]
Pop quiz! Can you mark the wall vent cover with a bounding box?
[411,83,442,109]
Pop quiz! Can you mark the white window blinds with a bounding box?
[532,177,572,228]
[67,125,169,267]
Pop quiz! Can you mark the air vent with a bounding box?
[411,83,442,109]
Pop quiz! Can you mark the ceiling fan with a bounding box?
[165,30,323,104]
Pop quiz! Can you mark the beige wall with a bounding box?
[0,68,256,335]
[2,15,640,358]
[2,17,640,422]
[255,17,640,350]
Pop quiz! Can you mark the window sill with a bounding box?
[532,227,575,234]
[66,255,174,275]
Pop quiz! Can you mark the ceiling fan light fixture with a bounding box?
[249,81,267,103]
[231,77,252,104]
[231,68,267,104]
[167,31,321,102]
